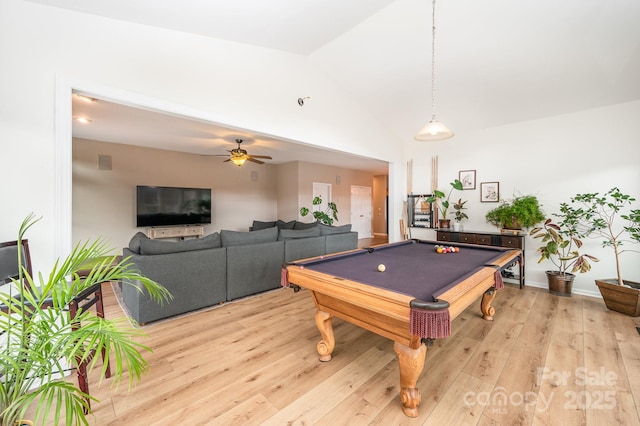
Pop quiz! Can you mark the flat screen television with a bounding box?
[136,186,211,227]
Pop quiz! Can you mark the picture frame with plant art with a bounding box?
[458,170,476,190]
[481,182,500,203]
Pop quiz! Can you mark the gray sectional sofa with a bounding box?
[121,221,357,324]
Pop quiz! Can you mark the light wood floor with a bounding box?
[64,281,640,425]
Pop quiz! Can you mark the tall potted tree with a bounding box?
[0,214,171,425]
[529,202,599,296]
[426,179,463,228]
[568,187,640,315]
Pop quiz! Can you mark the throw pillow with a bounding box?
[276,220,296,230]
[251,220,276,231]
[318,224,352,235]
[128,232,149,254]
[139,232,221,255]
[221,226,278,247]
[278,227,322,240]
[293,221,319,230]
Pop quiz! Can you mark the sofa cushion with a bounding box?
[139,232,221,255]
[221,226,278,247]
[276,220,296,230]
[278,227,321,240]
[293,221,319,230]
[251,220,276,231]
[318,223,352,235]
[128,232,149,254]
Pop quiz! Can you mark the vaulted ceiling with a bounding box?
[32,0,640,171]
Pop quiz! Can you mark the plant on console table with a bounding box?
[529,202,599,296]
[426,179,463,229]
[485,194,545,232]
[299,195,338,225]
[0,214,171,426]
[568,187,640,315]
[452,198,468,231]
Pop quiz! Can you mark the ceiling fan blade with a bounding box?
[247,158,265,164]
[248,155,272,159]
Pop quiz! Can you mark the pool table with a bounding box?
[284,239,521,417]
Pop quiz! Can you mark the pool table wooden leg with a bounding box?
[315,309,335,362]
[481,288,497,320]
[393,336,427,418]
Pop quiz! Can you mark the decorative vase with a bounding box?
[546,271,574,297]
[595,279,640,317]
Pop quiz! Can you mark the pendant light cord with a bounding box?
[431,0,437,121]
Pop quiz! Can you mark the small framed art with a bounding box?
[458,170,476,190]
[480,182,500,202]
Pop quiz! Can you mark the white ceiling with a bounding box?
[37,0,640,171]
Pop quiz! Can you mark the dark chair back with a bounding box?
[0,239,32,286]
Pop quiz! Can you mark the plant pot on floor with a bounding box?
[546,271,574,296]
[595,279,640,317]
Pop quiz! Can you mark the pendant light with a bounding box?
[415,0,454,141]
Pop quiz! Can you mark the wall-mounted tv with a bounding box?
[136,186,211,227]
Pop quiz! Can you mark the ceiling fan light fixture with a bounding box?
[415,119,454,141]
[230,155,247,166]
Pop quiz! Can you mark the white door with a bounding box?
[351,186,372,238]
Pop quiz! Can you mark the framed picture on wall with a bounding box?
[480,182,500,202]
[458,170,476,190]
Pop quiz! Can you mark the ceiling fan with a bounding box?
[211,139,272,166]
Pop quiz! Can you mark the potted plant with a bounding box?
[300,195,338,225]
[452,198,468,231]
[485,194,545,232]
[529,202,599,296]
[568,187,640,315]
[426,179,463,228]
[0,214,171,425]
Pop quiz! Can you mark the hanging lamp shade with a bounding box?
[415,0,453,142]
[415,119,454,141]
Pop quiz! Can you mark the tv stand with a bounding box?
[147,225,204,239]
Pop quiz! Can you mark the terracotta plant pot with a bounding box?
[595,279,640,317]
[438,219,451,229]
[546,271,574,297]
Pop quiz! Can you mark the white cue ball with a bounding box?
[378,264,386,272]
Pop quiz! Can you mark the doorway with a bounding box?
[351,185,372,238]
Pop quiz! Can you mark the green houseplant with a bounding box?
[0,214,171,425]
[485,194,545,231]
[529,202,599,296]
[299,195,338,225]
[452,198,468,231]
[426,179,463,228]
[567,187,640,315]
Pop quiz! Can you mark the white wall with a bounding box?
[72,138,279,248]
[72,140,381,249]
[0,0,401,273]
[407,101,640,297]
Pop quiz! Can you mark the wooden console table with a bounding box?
[436,229,525,288]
